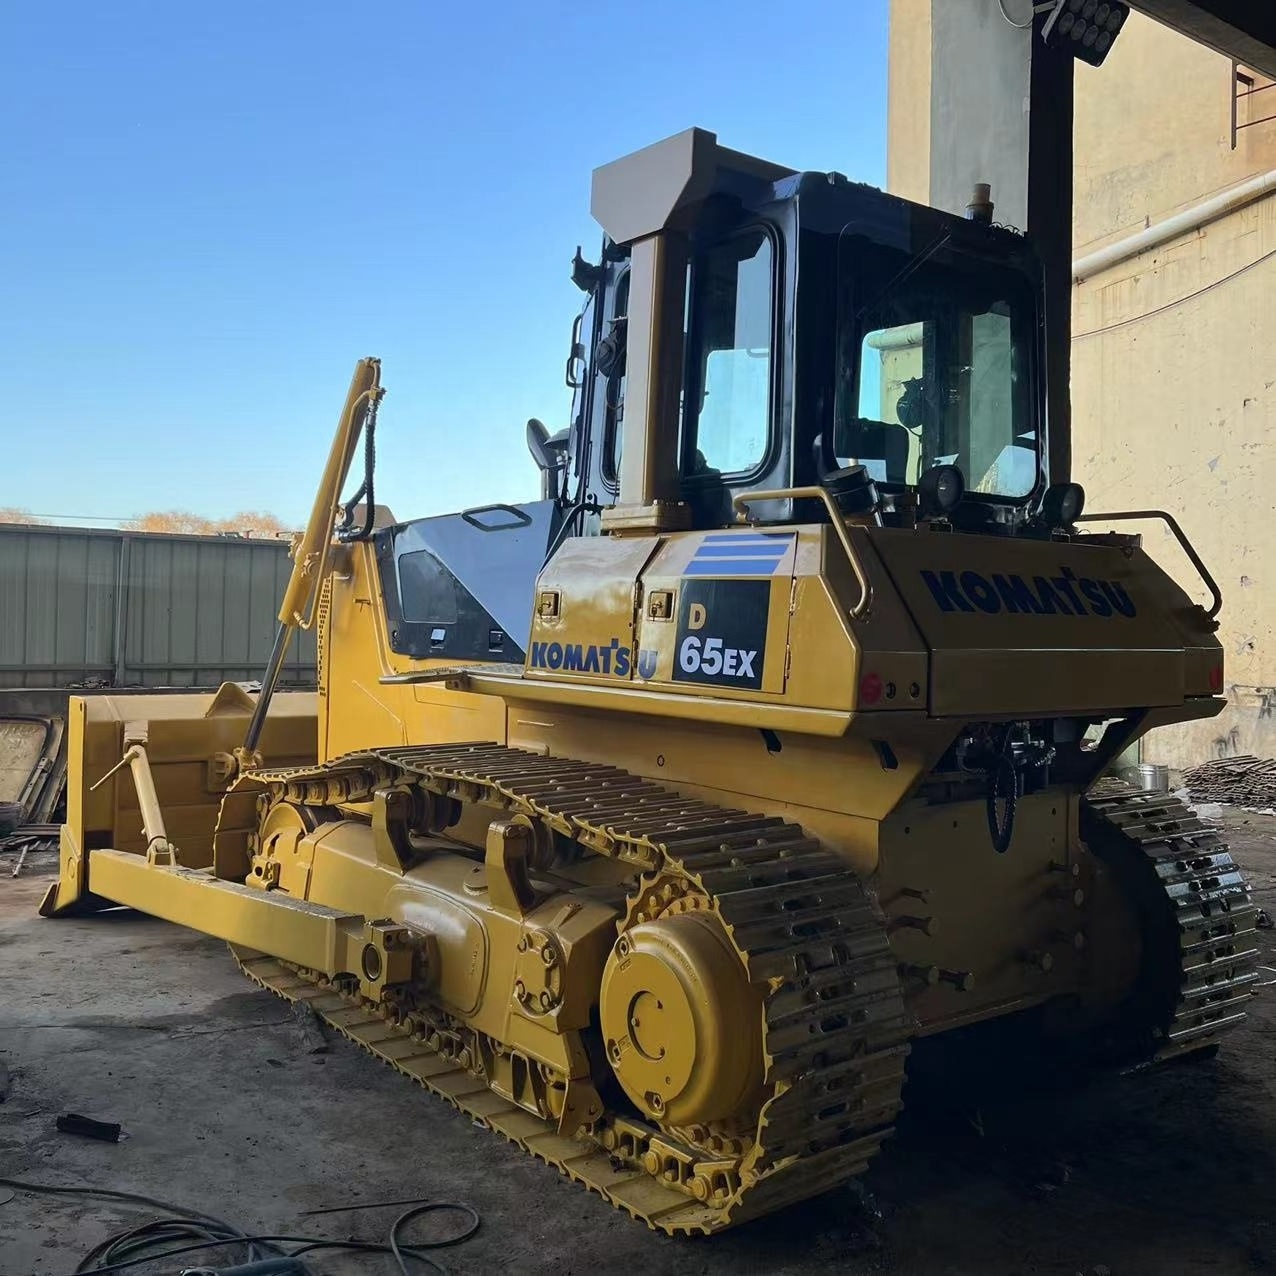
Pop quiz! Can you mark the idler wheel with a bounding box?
[599,911,764,1126]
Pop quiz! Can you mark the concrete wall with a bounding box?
[888,0,1031,223]
[889,2,1276,770]
[887,0,933,204]
[1071,12,1276,768]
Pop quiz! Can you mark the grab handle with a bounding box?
[461,503,533,532]
[1077,509,1222,620]
[732,487,872,620]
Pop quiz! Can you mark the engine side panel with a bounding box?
[870,526,1221,717]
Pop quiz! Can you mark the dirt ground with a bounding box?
[2,811,1274,1276]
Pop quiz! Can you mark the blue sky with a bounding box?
[0,2,887,528]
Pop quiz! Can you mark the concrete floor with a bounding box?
[2,814,1274,1276]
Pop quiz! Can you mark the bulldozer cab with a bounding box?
[371,130,1051,676]
[558,128,1046,535]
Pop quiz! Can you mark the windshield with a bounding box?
[835,232,1038,498]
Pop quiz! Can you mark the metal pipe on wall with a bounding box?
[1072,168,1276,281]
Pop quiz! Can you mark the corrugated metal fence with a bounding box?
[0,524,316,688]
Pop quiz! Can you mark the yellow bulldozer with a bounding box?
[42,129,1259,1234]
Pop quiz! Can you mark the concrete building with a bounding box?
[888,3,1276,769]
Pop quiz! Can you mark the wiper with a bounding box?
[854,231,952,322]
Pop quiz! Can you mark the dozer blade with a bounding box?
[41,684,317,917]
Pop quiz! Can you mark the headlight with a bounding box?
[918,464,965,517]
[1041,481,1086,527]
[823,464,880,517]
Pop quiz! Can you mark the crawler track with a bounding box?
[232,743,913,1233]
[1083,783,1260,1062]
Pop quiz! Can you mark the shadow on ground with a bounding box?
[2,812,1273,1275]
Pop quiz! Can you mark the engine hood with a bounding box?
[866,526,1222,718]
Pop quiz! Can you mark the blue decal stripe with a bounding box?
[700,532,794,546]
[691,543,789,559]
[683,558,786,577]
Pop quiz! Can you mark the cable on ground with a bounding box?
[0,1176,479,1276]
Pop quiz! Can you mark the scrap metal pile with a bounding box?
[1183,754,1276,807]
[0,714,66,876]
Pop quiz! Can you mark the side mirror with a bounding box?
[526,419,570,501]
[526,418,554,471]
[571,246,602,294]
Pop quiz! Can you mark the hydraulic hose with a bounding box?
[336,390,379,544]
[986,749,1019,855]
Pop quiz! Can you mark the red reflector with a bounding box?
[1208,664,1223,692]
[860,673,884,705]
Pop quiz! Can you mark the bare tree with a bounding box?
[122,510,295,538]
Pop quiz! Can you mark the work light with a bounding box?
[1039,0,1129,67]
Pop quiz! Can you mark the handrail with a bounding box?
[1076,509,1222,620]
[732,486,873,620]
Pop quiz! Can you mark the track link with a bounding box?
[1083,782,1260,1061]
[231,742,913,1233]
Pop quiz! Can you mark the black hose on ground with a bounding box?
[0,1176,479,1276]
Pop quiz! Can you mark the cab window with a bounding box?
[683,228,774,479]
[837,232,1036,497]
[602,270,630,487]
